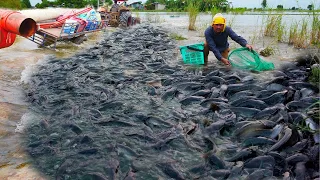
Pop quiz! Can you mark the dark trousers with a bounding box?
[204,41,230,65]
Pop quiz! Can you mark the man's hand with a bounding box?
[246,44,253,51]
[221,58,230,66]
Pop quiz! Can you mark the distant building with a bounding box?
[117,0,128,5]
[128,2,144,10]
[153,2,165,10]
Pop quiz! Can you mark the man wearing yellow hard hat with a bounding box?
[204,13,253,66]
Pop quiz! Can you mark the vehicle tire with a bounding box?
[71,35,87,44]
[131,17,136,26]
[119,11,131,27]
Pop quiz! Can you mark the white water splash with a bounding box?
[20,55,51,84]
[15,112,40,133]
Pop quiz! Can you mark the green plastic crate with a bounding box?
[180,43,205,65]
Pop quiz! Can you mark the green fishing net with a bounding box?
[228,47,275,71]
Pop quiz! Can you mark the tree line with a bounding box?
[0,0,230,10]
[0,0,316,10]
[144,0,230,12]
[145,0,317,11]
[261,0,315,10]
[0,0,112,9]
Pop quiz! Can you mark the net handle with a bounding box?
[228,47,259,59]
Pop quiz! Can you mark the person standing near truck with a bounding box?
[110,0,120,12]
[204,13,253,66]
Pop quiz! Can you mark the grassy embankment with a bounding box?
[264,12,319,49]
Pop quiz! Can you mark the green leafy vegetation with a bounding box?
[276,16,286,42]
[35,0,112,8]
[144,0,230,12]
[259,46,275,57]
[169,33,187,40]
[1,0,318,11]
[141,0,320,12]
[295,18,308,48]
[210,7,219,18]
[187,0,199,31]
[0,0,113,9]
[310,9,320,46]
[289,22,299,45]
[0,0,21,9]
[230,8,246,15]
[296,119,320,134]
[306,101,320,123]
[286,18,309,48]
[309,66,320,85]
[297,100,320,133]
[263,9,319,49]
[21,0,31,8]
[261,0,267,9]
[264,14,283,37]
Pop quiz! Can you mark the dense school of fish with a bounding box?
[23,24,319,180]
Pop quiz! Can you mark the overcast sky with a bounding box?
[30,0,319,9]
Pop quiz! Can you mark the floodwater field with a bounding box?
[0,10,318,179]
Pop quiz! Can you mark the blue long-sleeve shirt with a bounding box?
[204,26,248,61]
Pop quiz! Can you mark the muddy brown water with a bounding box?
[0,11,315,179]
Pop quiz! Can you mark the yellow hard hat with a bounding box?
[211,13,226,31]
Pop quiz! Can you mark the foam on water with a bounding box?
[20,55,51,84]
[15,112,41,133]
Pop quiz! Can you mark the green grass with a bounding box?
[259,46,275,57]
[276,16,286,42]
[289,22,299,45]
[299,100,320,131]
[295,18,308,48]
[263,13,319,49]
[229,8,246,14]
[310,11,320,46]
[296,119,320,134]
[264,14,283,37]
[309,66,320,85]
[169,33,187,40]
[306,100,320,123]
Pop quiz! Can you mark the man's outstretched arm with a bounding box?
[228,27,253,50]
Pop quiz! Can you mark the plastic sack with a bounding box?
[96,12,101,21]
[78,13,87,20]
[63,19,78,34]
[87,9,97,21]
[69,17,87,32]
[78,9,97,21]
[228,47,275,71]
